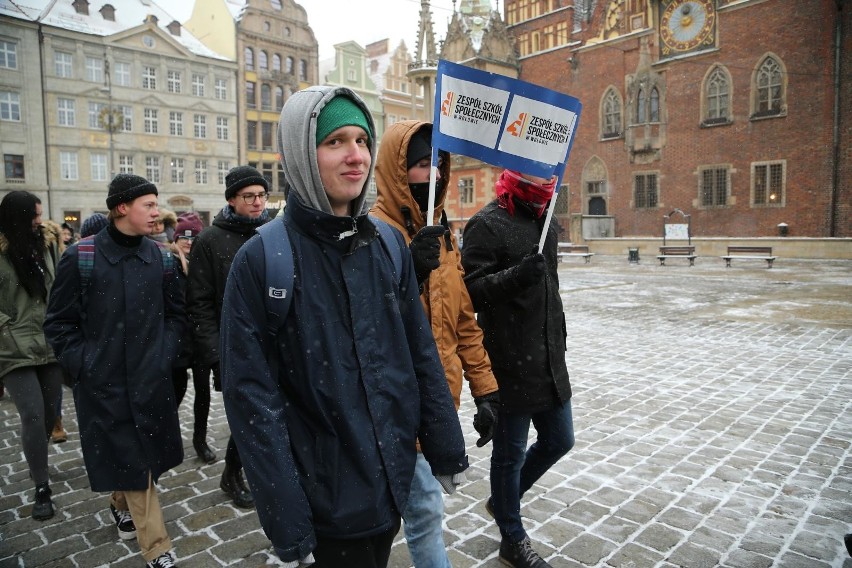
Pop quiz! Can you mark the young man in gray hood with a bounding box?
[219,86,468,568]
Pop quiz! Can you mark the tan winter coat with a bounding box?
[371,120,498,409]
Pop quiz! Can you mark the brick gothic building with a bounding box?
[509,0,850,240]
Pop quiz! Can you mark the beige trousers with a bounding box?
[110,474,171,562]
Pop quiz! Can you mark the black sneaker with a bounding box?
[499,536,552,568]
[110,504,137,540]
[146,550,177,568]
[32,483,55,521]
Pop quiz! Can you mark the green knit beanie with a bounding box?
[315,96,372,146]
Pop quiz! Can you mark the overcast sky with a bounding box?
[302,0,458,60]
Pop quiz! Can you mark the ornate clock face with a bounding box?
[660,0,716,54]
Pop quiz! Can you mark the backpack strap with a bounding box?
[77,236,96,315]
[369,216,403,283]
[256,217,295,343]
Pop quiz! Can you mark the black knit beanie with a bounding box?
[406,125,433,169]
[106,174,158,209]
[225,165,269,200]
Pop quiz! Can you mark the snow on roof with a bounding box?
[4,0,229,60]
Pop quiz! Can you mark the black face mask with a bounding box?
[408,180,447,213]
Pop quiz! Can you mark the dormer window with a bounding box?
[72,0,89,15]
[100,4,115,21]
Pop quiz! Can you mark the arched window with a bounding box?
[259,50,268,71]
[703,66,731,124]
[244,47,254,70]
[286,56,294,75]
[273,54,281,72]
[634,85,660,124]
[636,87,646,124]
[601,88,622,138]
[299,60,307,81]
[755,55,783,116]
[260,84,272,110]
[275,86,284,110]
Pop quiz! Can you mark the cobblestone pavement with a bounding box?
[1,255,850,568]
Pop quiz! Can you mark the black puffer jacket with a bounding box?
[187,209,267,367]
[461,198,571,413]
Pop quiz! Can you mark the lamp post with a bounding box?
[99,55,116,179]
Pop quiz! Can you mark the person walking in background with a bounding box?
[187,165,271,509]
[44,174,186,568]
[0,191,65,521]
[220,86,468,568]
[371,120,500,567]
[79,213,108,240]
[170,212,215,464]
[150,208,176,244]
[461,170,575,568]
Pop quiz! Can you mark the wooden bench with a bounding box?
[656,246,696,266]
[721,246,776,268]
[557,243,594,263]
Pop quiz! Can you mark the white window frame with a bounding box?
[215,78,227,100]
[169,111,183,136]
[142,66,157,90]
[58,98,76,127]
[193,114,207,138]
[85,56,103,83]
[54,51,73,78]
[0,91,21,121]
[167,70,182,93]
[118,154,134,174]
[145,156,161,183]
[195,159,208,184]
[88,101,106,129]
[0,40,18,69]
[113,61,131,86]
[90,152,108,181]
[216,116,228,140]
[192,74,205,97]
[171,157,185,184]
[60,151,79,180]
[144,108,158,134]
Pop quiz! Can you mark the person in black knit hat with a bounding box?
[187,165,270,510]
[45,174,185,568]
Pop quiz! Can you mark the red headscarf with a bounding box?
[495,170,556,218]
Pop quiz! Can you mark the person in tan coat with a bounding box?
[371,120,499,567]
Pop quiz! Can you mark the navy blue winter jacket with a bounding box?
[221,193,468,562]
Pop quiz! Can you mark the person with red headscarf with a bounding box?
[461,170,574,568]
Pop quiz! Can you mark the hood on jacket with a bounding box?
[277,85,376,218]
[373,120,450,237]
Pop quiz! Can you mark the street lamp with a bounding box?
[99,54,116,179]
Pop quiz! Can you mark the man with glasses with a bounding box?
[187,165,270,509]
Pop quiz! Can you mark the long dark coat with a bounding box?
[44,230,186,491]
[461,198,571,414]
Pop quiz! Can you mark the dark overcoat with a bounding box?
[461,198,572,414]
[44,230,186,491]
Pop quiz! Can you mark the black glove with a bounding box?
[473,391,500,447]
[409,225,446,284]
[512,249,546,288]
[211,361,221,392]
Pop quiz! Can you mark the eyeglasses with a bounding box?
[238,192,269,204]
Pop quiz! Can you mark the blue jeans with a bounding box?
[402,453,451,568]
[490,401,575,543]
